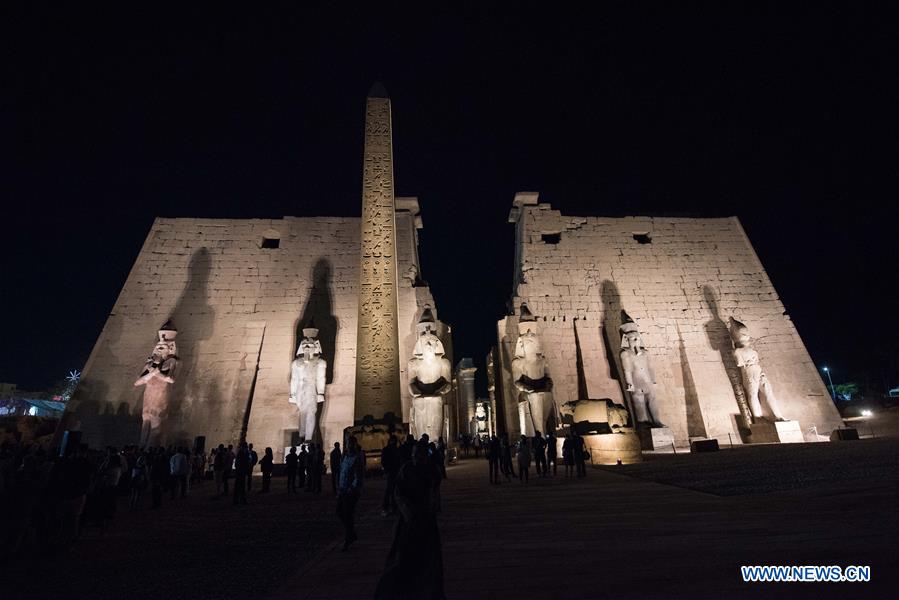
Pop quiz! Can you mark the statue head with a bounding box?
[514,303,544,359]
[150,320,178,362]
[729,317,751,347]
[413,307,446,358]
[619,311,645,351]
[297,320,323,359]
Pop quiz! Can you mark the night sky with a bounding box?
[2,4,896,395]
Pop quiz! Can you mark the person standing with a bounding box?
[311,444,324,495]
[336,436,365,550]
[499,433,516,481]
[546,432,557,477]
[285,447,298,493]
[298,444,309,490]
[575,433,588,478]
[329,442,342,495]
[246,443,259,492]
[435,437,447,479]
[259,447,274,493]
[375,440,444,599]
[517,435,531,484]
[486,435,500,484]
[562,433,575,478]
[224,444,235,495]
[532,431,547,477]
[212,444,227,496]
[232,442,249,505]
[149,449,167,508]
[380,435,400,516]
[169,446,190,499]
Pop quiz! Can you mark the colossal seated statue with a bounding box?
[407,308,451,440]
[511,303,555,436]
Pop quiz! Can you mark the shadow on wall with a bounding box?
[677,323,708,438]
[294,259,339,442]
[167,248,215,447]
[702,285,746,429]
[59,314,142,448]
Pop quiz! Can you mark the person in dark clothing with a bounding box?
[487,435,500,484]
[517,435,531,484]
[499,433,516,481]
[310,444,324,494]
[149,449,167,508]
[546,433,557,476]
[380,435,400,516]
[259,447,274,493]
[398,434,415,466]
[298,445,308,489]
[575,433,588,477]
[233,443,249,505]
[329,442,342,495]
[223,444,234,495]
[247,443,258,491]
[336,436,365,550]
[285,447,298,493]
[562,434,575,478]
[375,440,444,600]
[532,431,547,477]
[435,437,447,479]
[212,444,227,496]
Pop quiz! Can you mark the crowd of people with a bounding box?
[483,430,589,484]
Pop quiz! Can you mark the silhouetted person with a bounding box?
[233,443,249,505]
[298,444,308,489]
[223,444,235,495]
[330,442,342,495]
[310,444,324,494]
[574,433,588,477]
[517,435,531,484]
[546,432,557,476]
[212,444,227,496]
[487,435,500,484]
[499,433,516,481]
[336,436,365,550]
[381,435,400,515]
[285,447,298,493]
[259,447,274,493]
[149,449,167,508]
[169,447,189,499]
[399,434,415,465]
[532,431,547,477]
[375,440,444,600]
[435,437,447,479]
[247,443,258,491]
[563,434,575,478]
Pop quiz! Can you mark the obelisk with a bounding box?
[354,82,403,427]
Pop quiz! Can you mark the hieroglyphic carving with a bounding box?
[355,91,402,422]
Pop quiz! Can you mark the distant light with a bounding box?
[822,366,829,372]
[861,410,873,417]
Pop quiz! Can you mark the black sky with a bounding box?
[2,3,897,395]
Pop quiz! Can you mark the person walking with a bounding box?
[232,442,249,505]
[486,435,500,484]
[532,431,547,477]
[285,446,298,493]
[380,435,400,516]
[546,432,557,477]
[329,442,342,495]
[517,435,531,484]
[336,436,365,551]
[259,447,274,493]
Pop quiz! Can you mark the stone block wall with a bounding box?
[63,211,441,460]
[497,200,842,444]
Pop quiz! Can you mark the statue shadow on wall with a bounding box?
[60,313,142,448]
[677,323,707,438]
[294,258,338,442]
[165,248,215,447]
[599,280,633,425]
[702,285,747,433]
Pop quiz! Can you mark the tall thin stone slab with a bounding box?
[354,82,402,426]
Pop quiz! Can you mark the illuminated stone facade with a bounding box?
[496,193,842,445]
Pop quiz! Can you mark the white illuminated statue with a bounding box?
[619,311,665,427]
[134,320,179,446]
[290,321,327,441]
[407,307,451,440]
[511,304,555,436]
[730,317,784,421]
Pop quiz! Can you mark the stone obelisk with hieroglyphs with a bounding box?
[354,82,403,426]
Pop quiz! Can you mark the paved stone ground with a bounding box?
[8,441,897,599]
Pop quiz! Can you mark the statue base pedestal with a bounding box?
[583,429,642,465]
[748,420,803,443]
[638,426,676,451]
